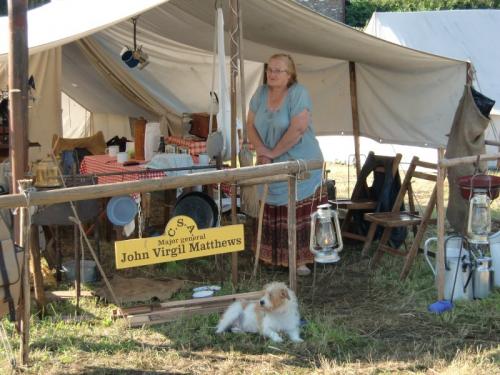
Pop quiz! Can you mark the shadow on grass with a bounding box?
[143,245,500,370]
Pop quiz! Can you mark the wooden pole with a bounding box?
[436,147,446,300]
[8,0,29,244]
[288,174,297,292]
[229,0,239,288]
[18,179,32,366]
[29,225,46,309]
[466,62,473,85]
[439,152,500,168]
[0,160,324,209]
[349,62,361,177]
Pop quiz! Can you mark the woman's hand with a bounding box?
[256,146,275,160]
[257,155,272,165]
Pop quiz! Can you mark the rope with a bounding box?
[229,0,240,94]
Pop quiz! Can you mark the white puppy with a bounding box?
[216,282,303,343]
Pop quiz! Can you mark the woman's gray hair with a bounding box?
[269,53,297,88]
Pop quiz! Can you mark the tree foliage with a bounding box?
[0,0,50,17]
[346,0,500,27]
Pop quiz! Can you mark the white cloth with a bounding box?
[145,153,193,176]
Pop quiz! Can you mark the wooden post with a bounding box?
[8,0,29,244]
[18,179,32,366]
[29,225,46,309]
[436,147,446,300]
[229,0,239,287]
[288,174,297,292]
[349,62,361,177]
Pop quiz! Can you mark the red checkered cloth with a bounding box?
[166,136,254,156]
[166,136,206,155]
[80,155,165,185]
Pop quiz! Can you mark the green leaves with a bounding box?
[346,0,500,28]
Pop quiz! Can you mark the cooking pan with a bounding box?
[173,191,218,229]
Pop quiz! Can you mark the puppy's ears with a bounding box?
[280,288,290,300]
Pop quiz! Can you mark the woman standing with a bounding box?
[248,54,325,276]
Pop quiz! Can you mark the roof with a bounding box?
[0,0,469,147]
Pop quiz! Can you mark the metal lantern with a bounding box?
[467,189,491,244]
[309,203,343,263]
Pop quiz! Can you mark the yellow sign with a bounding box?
[114,215,245,269]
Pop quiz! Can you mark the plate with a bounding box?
[193,285,221,292]
[106,195,138,226]
[192,290,214,298]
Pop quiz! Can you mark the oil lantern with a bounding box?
[467,189,491,244]
[309,203,343,263]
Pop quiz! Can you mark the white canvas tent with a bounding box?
[0,0,469,161]
[365,9,500,145]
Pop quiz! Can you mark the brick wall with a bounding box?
[296,0,346,22]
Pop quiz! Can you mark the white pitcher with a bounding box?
[488,231,500,287]
[424,236,472,301]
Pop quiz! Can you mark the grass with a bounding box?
[1,163,500,374]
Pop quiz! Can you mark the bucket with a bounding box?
[62,260,97,283]
[488,231,500,287]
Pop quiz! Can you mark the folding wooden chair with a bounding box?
[332,151,402,245]
[361,156,437,280]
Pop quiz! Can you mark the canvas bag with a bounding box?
[0,215,23,321]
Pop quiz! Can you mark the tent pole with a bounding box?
[7,0,29,244]
[466,62,472,85]
[349,62,361,177]
[18,179,32,366]
[436,147,446,300]
[229,0,239,288]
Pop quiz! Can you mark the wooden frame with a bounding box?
[361,156,438,279]
[333,151,403,245]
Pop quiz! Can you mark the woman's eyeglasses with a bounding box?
[266,68,288,75]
